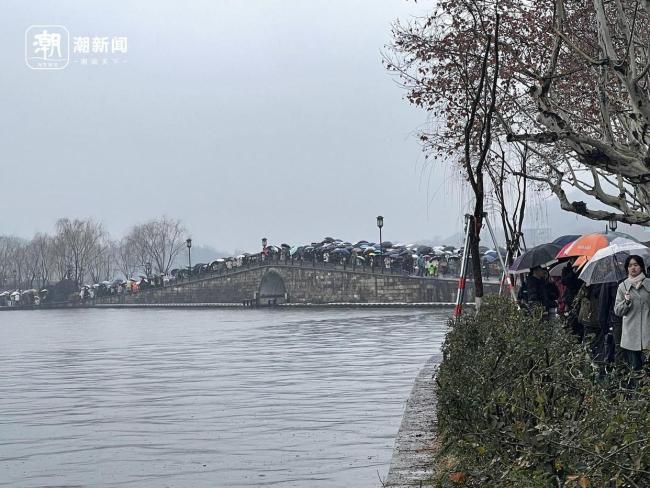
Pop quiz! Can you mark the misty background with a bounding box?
[2,0,647,257]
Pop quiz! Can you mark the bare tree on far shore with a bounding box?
[0,236,27,289]
[124,217,187,275]
[53,218,109,286]
[116,237,140,280]
[23,233,55,290]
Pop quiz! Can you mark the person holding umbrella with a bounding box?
[614,255,650,372]
[561,259,581,311]
[597,281,623,364]
[417,254,425,276]
[522,266,559,318]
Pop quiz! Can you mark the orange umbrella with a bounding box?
[556,233,609,260]
[556,232,640,261]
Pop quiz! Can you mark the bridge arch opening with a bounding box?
[258,270,287,305]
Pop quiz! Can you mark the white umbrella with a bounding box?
[578,241,650,285]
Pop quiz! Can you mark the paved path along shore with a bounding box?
[385,354,441,487]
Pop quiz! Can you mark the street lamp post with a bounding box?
[262,237,268,261]
[145,262,152,279]
[376,216,384,272]
[186,238,192,279]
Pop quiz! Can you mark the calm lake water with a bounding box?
[0,308,450,487]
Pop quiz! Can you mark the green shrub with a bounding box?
[434,296,650,487]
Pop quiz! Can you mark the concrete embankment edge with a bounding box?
[90,302,465,309]
[385,354,441,487]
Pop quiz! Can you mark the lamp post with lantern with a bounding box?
[376,216,384,272]
[186,238,192,279]
[608,219,617,233]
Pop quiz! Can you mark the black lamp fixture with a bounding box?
[262,237,267,249]
[376,215,384,257]
[145,262,152,279]
[608,219,617,232]
[186,238,192,278]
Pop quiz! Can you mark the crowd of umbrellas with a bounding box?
[175,236,510,278]
[508,231,650,284]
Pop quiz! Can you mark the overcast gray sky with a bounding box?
[2,1,514,252]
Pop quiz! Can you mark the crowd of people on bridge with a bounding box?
[175,236,506,279]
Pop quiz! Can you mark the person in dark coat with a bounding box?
[524,267,558,317]
[597,281,623,363]
[561,260,581,311]
[417,255,425,276]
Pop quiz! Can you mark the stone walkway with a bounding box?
[384,354,441,487]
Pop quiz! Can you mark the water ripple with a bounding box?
[0,308,449,487]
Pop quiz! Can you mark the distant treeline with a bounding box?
[0,217,194,290]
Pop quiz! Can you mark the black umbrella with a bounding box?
[509,243,561,274]
[551,235,581,247]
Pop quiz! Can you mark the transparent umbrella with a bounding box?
[578,241,650,285]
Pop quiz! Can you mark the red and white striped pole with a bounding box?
[454,214,473,319]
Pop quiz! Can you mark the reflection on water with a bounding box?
[0,308,449,487]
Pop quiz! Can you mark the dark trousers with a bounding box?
[623,349,644,371]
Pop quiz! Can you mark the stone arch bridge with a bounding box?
[97,260,497,306]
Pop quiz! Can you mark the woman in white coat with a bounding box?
[614,255,650,371]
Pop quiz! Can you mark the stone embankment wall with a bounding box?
[385,355,441,487]
[98,263,500,306]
